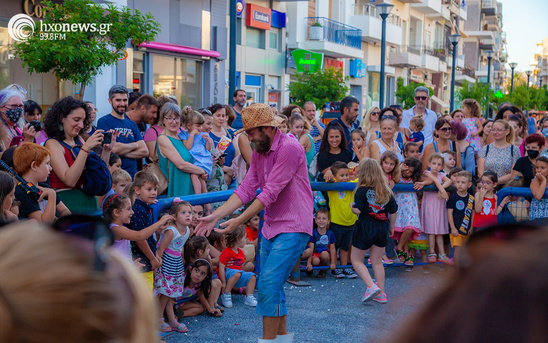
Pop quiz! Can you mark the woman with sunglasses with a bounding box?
[370,114,404,163]
[486,105,527,145]
[422,118,461,171]
[0,84,37,151]
[361,106,381,145]
[478,120,520,185]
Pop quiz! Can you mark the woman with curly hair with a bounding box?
[44,96,115,213]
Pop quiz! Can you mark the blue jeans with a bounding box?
[256,232,310,317]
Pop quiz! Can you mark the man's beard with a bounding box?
[237,101,246,108]
[114,106,127,115]
[253,131,271,154]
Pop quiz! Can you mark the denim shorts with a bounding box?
[256,232,310,317]
[225,268,255,289]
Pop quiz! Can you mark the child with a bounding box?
[191,204,204,229]
[100,168,132,209]
[244,213,260,263]
[416,153,452,264]
[403,142,420,160]
[351,129,370,161]
[393,158,422,266]
[446,171,475,266]
[174,259,221,319]
[529,156,548,221]
[409,117,425,153]
[351,159,398,304]
[103,193,173,261]
[380,151,400,189]
[207,230,226,270]
[181,236,223,315]
[155,200,193,333]
[473,171,498,231]
[462,98,483,152]
[108,152,121,174]
[277,115,289,134]
[498,174,530,222]
[12,142,70,222]
[442,150,457,173]
[0,171,18,222]
[326,161,358,279]
[129,171,162,289]
[178,108,213,200]
[287,113,306,140]
[218,226,258,308]
[306,208,337,278]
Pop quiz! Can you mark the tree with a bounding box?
[13,0,160,99]
[287,68,349,109]
[455,80,494,112]
[395,77,434,109]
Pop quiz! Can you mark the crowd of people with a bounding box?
[0,81,547,342]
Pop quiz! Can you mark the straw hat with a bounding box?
[234,103,284,135]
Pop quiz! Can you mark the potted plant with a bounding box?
[310,22,323,40]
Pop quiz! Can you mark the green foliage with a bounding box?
[13,0,160,98]
[456,80,492,111]
[287,68,349,109]
[395,77,434,109]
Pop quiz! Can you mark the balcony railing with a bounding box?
[306,17,362,50]
[353,4,403,27]
[391,45,422,55]
[443,0,460,6]
[462,67,475,77]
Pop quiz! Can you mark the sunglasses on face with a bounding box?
[52,215,113,272]
[381,115,397,121]
[415,96,428,101]
[198,108,212,116]
[440,127,453,132]
[371,112,380,116]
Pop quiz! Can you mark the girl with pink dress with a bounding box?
[462,99,483,152]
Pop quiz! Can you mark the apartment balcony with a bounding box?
[389,45,422,68]
[411,0,442,15]
[443,0,460,14]
[349,4,403,46]
[459,4,467,20]
[483,19,501,31]
[300,17,363,59]
[479,38,494,50]
[398,0,422,3]
[481,0,497,17]
[427,4,451,21]
[422,46,441,72]
[447,53,465,69]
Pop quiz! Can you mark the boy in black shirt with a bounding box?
[447,171,475,266]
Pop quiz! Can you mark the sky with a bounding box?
[502,0,548,72]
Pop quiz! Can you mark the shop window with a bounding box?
[152,54,202,109]
[133,52,145,92]
[246,27,265,49]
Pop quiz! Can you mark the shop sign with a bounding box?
[350,59,366,78]
[23,0,50,19]
[236,0,245,18]
[246,4,271,30]
[291,49,323,73]
[326,58,343,71]
[268,92,278,103]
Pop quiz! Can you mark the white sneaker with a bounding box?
[244,294,258,307]
[221,292,233,308]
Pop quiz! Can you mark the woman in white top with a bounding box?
[369,114,404,163]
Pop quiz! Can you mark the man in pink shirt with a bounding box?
[196,103,313,343]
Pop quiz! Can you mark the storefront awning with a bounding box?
[133,41,221,58]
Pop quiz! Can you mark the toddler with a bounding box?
[473,171,498,231]
[277,115,289,134]
[351,129,370,161]
[409,117,425,153]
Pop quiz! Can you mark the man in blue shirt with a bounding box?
[304,101,325,154]
[231,89,247,131]
[97,85,148,178]
[333,96,360,149]
[401,86,438,147]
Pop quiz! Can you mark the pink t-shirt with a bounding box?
[143,125,163,142]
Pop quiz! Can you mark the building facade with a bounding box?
[531,37,548,89]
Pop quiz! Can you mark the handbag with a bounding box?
[144,140,168,195]
[56,139,112,196]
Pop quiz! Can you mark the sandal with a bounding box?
[382,254,394,265]
[206,308,223,317]
[396,249,407,263]
[169,320,188,333]
[438,254,454,265]
[214,304,225,313]
[317,269,327,278]
[428,253,437,263]
[159,321,172,333]
[404,255,414,266]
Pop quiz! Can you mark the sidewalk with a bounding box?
[165,266,448,343]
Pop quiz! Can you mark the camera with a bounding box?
[29,121,42,132]
[102,132,112,145]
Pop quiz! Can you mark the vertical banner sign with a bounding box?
[236,0,245,18]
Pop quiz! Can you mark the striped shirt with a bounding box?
[234,129,314,240]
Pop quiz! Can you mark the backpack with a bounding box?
[57,139,112,196]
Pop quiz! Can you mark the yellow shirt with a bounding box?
[327,179,358,226]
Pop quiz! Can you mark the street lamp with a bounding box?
[377,3,394,109]
[449,34,461,112]
[525,70,532,90]
[509,62,517,98]
[485,51,494,118]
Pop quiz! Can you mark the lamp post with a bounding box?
[449,34,461,112]
[485,51,494,118]
[525,70,532,90]
[509,62,517,98]
[377,3,393,109]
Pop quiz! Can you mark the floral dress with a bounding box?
[154,226,190,297]
[463,118,481,152]
[393,177,421,240]
[530,197,548,221]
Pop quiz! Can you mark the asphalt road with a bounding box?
[164,265,449,343]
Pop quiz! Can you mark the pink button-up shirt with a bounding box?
[234,129,313,240]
